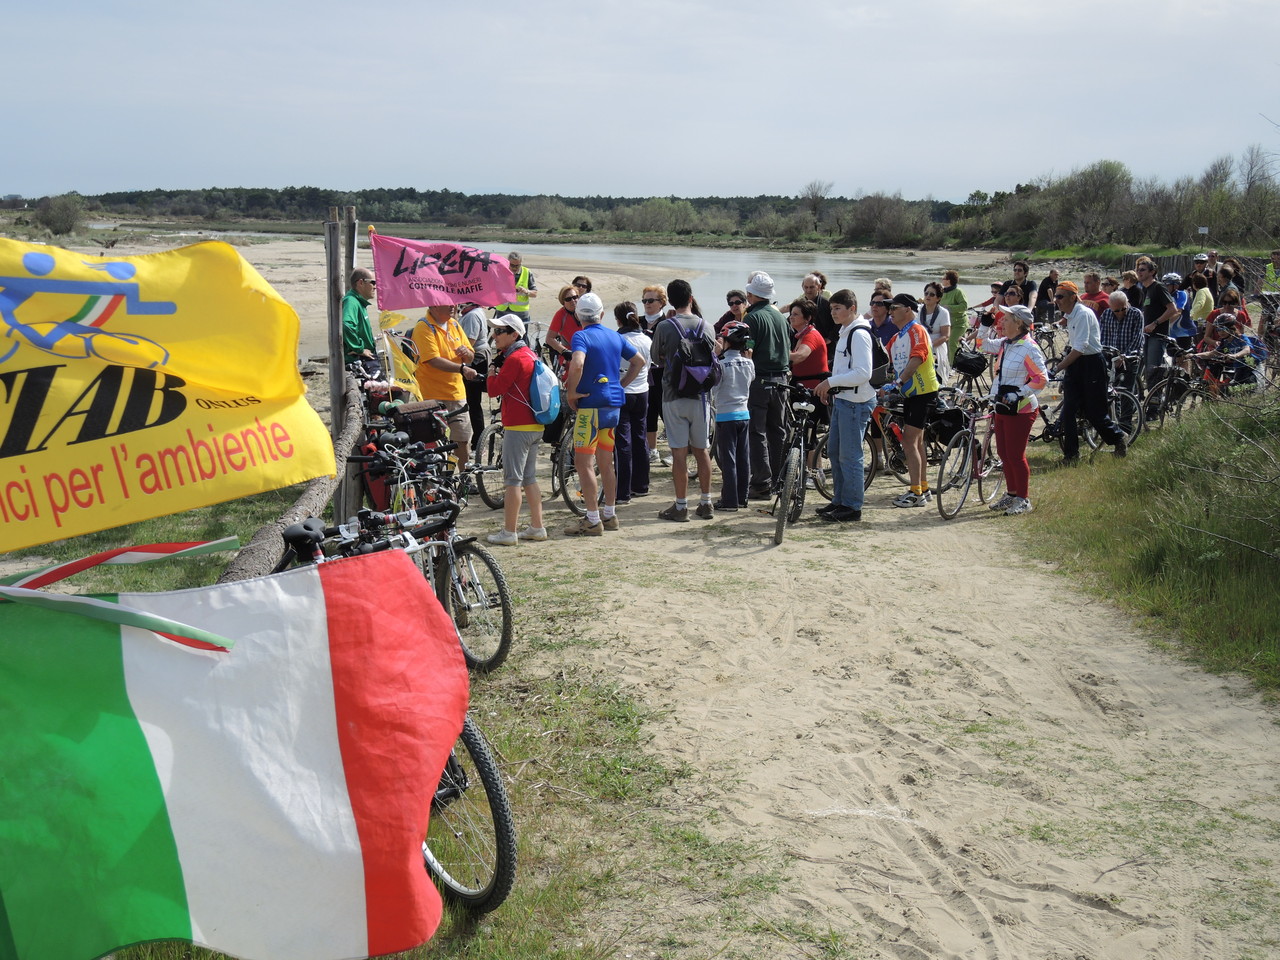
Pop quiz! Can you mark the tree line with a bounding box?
[11,144,1278,250]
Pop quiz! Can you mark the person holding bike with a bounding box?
[563,293,647,536]
[978,304,1048,515]
[885,293,939,507]
[1098,290,1144,395]
[483,316,548,546]
[1050,282,1128,463]
[815,289,875,522]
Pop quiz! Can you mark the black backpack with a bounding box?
[665,318,722,397]
[851,322,892,387]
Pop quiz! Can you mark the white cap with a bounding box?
[575,292,604,321]
[488,315,526,338]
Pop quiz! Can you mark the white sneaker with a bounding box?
[486,529,519,546]
[988,493,1016,512]
[1004,498,1034,516]
[648,448,659,464]
[892,490,932,508]
[517,525,548,541]
[660,455,673,467]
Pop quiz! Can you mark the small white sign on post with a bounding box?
[1198,226,1209,235]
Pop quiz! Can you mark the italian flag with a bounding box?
[0,549,469,960]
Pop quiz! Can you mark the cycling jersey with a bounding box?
[886,320,938,397]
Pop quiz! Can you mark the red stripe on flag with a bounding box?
[320,551,469,955]
[17,541,210,588]
[90,294,124,327]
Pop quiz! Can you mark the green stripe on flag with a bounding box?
[0,599,192,960]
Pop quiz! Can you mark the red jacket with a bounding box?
[486,344,539,428]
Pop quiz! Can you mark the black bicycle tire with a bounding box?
[473,424,506,511]
[935,429,973,520]
[556,434,603,517]
[772,449,800,545]
[885,426,911,485]
[861,420,880,489]
[423,715,518,914]
[1114,388,1144,444]
[786,441,807,524]
[435,542,514,674]
[975,425,1005,504]
[812,431,832,501]
[548,438,565,497]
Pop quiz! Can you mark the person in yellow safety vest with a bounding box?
[1255,248,1280,332]
[493,251,537,324]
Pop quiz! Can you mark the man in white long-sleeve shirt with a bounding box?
[814,289,875,522]
[1050,282,1128,463]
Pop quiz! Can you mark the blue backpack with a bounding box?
[528,355,561,424]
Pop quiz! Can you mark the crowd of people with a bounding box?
[339,248,1280,541]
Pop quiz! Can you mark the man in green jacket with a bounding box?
[744,271,791,498]
[342,268,381,377]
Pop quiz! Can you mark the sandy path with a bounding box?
[556,493,1280,958]
[37,232,1280,957]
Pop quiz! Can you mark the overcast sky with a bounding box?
[8,0,1275,204]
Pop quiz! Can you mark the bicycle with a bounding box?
[764,381,822,544]
[934,394,1005,520]
[335,462,515,674]
[1031,363,1143,455]
[277,513,517,914]
[471,402,508,511]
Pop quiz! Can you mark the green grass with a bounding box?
[4,491,788,960]
[1019,393,1280,688]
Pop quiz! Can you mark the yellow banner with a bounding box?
[0,239,335,551]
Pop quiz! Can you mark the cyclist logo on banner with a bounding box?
[1,251,175,367]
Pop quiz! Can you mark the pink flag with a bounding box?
[370,234,517,310]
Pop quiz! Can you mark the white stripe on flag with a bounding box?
[121,566,368,960]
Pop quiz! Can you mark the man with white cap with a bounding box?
[563,292,647,536]
[743,271,791,498]
[482,314,547,546]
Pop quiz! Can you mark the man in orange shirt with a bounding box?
[884,293,939,507]
[412,304,479,466]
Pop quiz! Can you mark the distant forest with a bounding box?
[13,144,1280,250]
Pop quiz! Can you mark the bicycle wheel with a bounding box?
[772,448,801,545]
[473,424,505,511]
[423,715,517,914]
[1082,388,1143,449]
[547,438,564,497]
[975,426,1005,504]
[935,430,973,520]
[1113,388,1143,444]
[862,421,879,489]
[558,434,604,517]
[435,542,513,674]
[787,443,807,524]
[885,427,911,485]
[811,430,832,501]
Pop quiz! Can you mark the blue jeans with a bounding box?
[828,397,874,510]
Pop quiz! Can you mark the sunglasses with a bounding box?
[727,299,744,306]
[641,298,661,304]
[1053,293,1071,300]
[563,295,580,302]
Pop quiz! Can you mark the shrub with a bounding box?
[35,194,84,235]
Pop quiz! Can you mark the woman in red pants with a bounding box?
[977,304,1048,515]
